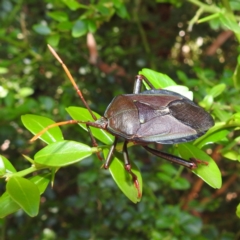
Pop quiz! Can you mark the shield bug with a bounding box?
[31,45,214,198]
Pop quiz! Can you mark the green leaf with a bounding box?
[0,67,8,74]
[0,173,51,218]
[208,83,226,98]
[228,112,240,124]
[222,150,239,161]
[18,87,34,98]
[61,0,88,10]
[0,192,20,218]
[33,24,51,35]
[47,11,68,22]
[194,129,229,149]
[200,95,213,110]
[170,177,190,190]
[233,58,240,89]
[51,168,57,187]
[22,154,34,164]
[181,214,202,235]
[164,85,193,100]
[0,156,5,175]
[34,140,93,167]
[194,122,225,147]
[139,68,177,88]
[97,5,110,15]
[213,108,231,122]
[87,19,97,33]
[157,172,172,182]
[6,177,40,217]
[219,13,240,33]
[29,172,51,194]
[47,34,60,47]
[159,163,178,175]
[57,21,73,32]
[0,155,17,175]
[66,107,114,145]
[115,4,129,19]
[72,20,88,38]
[231,1,240,11]
[21,114,63,144]
[0,86,8,98]
[198,13,220,24]
[178,143,222,189]
[209,16,222,30]
[107,151,142,203]
[139,68,193,99]
[236,203,240,218]
[112,0,122,8]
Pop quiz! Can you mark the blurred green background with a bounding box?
[0,0,240,239]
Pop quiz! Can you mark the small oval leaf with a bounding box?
[72,20,87,37]
[208,83,226,98]
[33,24,51,35]
[220,13,240,33]
[62,0,87,10]
[195,129,229,149]
[21,114,63,144]
[139,68,177,88]
[0,155,17,175]
[47,34,60,47]
[57,21,73,31]
[0,192,20,218]
[178,143,222,189]
[107,150,142,203]
[164,85,193,100]
[0,173,51,218]
[222,150,239,161]
[0,156,5,175]
[29,172,51,194]
[66,107,114,145]
[7,177,40,217]
[236,203,240,218]
[34,140,93,167]
[170,177,190,190]
[47,11,68,22]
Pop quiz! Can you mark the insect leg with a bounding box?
[143,146,208,170]
[123,141,141,198]
[103,137,118,169]
[133,74,155,94]
[86,125,103,161]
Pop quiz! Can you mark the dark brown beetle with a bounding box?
[32,45,214,198]
[90,75,214,196]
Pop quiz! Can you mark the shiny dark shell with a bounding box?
[103,89,214,144]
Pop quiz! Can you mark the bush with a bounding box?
[0,0,240,239]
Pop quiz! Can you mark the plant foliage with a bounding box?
[0,0,240,239]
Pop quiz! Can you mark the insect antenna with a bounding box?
[29,119,103,142]
[47,44,97,121]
